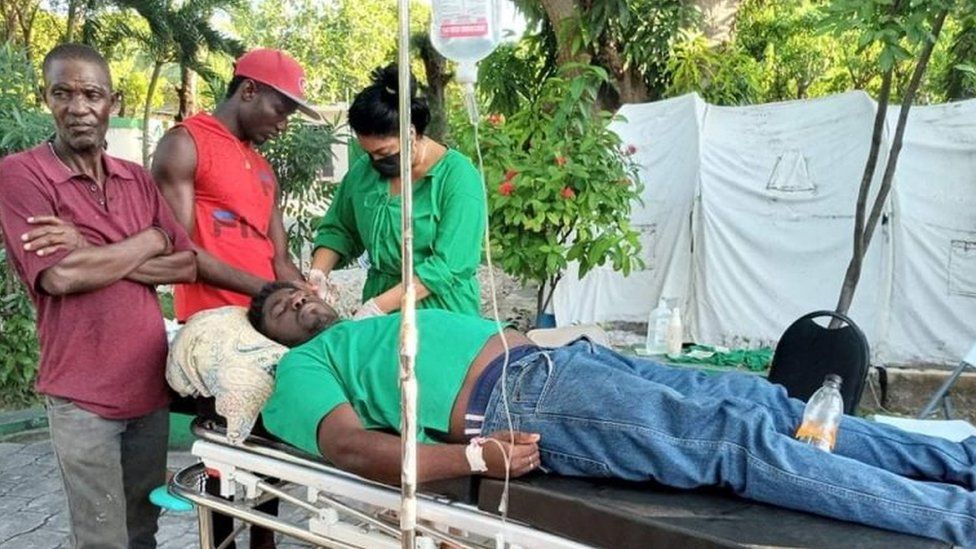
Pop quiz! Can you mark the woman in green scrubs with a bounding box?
[308,65,485,318]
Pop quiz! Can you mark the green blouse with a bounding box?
[314,149,485,316]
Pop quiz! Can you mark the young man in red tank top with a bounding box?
[151,49,320,549]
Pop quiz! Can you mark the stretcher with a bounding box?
[169,418,948,548]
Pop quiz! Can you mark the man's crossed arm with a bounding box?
[316,404,542,486]
[21,215,195,295]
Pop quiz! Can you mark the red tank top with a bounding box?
[174,113,277,321]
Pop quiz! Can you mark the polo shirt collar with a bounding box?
[37,139,137,184]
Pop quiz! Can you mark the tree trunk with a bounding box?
[176,65,196,122]
[80,0,99,45]
[142,61,164,167]
[593,36,650,110]
[416,34,450,142]
[540,0,589,67]
[118,87,126,118]
[834,9,950,317]
[64,0,83,42]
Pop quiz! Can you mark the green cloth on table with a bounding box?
[313,149,486,317]
[667,345,773,372]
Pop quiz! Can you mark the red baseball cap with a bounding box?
[234,48,320,120]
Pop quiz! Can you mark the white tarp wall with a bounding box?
[883,100,976,364]
[693,92,890,349]
[553,91,976,366]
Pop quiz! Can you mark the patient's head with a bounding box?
[248,282,339,346]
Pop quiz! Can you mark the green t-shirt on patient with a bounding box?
[262,310,501,455]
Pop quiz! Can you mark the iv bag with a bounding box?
[430,0,502,85]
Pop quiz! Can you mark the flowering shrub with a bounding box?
[457,64,644,317]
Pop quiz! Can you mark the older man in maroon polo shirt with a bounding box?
[0,44,195,549]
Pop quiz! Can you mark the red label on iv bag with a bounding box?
[440,18,489,38]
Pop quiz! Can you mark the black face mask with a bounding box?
[371,153,401,178]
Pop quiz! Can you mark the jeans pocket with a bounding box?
[541,448,611,477]
[511,354,552,405]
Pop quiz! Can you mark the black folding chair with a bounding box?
[768,310,871,415]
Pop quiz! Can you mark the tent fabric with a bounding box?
[693,92,889,349]
[882,100,976,364]
[553,91,976,366]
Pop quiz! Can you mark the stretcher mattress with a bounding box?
[190,419,947,548]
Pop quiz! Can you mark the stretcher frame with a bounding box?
[169,420,588,549]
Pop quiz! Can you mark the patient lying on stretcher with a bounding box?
[248,282,976,547]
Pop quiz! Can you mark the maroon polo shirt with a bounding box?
[0,143,193,419]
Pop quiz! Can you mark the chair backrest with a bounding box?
[767,310,870,415]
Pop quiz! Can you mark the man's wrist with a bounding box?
[147,226,173,255]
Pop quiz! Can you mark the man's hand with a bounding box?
[307,268,340,306]
[21,216,90,257]
[482,431,542,478]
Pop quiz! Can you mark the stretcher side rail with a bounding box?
[175,418,589,548]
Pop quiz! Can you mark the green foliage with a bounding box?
[476,40,555,117]
[261,121,342,261]
[0,249,40,409]
[820,0,956,73]
[110,0,244,82]
[455,65,643,314]
[736,0,876,100]
[940,13,976,99]
[85,10,165,117]
[232,0,429,104]
[665,30,763,105]
[0,42,48,408]
[513,0,696,101]
[0,42,52,158]
[580,0,696,96]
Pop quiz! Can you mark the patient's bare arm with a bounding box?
[317,405,541,485]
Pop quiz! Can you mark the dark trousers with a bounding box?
[172,395,278,549]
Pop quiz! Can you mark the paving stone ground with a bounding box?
[0,433,314,549]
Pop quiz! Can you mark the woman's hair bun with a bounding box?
[349,63,430,137]
[371,64,417,100]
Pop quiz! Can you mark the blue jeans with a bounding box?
[482,340,976,546]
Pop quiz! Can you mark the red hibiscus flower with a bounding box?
[499,181,515,196]
[561,187,576,199]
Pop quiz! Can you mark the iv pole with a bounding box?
[396,0,418,546]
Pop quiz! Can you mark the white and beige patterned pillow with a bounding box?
[166,306,287,444]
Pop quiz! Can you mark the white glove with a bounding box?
[306,268,337,304]
[353,298,384,320]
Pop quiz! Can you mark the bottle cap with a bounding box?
[825,374,842,385]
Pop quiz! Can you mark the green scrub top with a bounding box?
[314,149,486,316]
